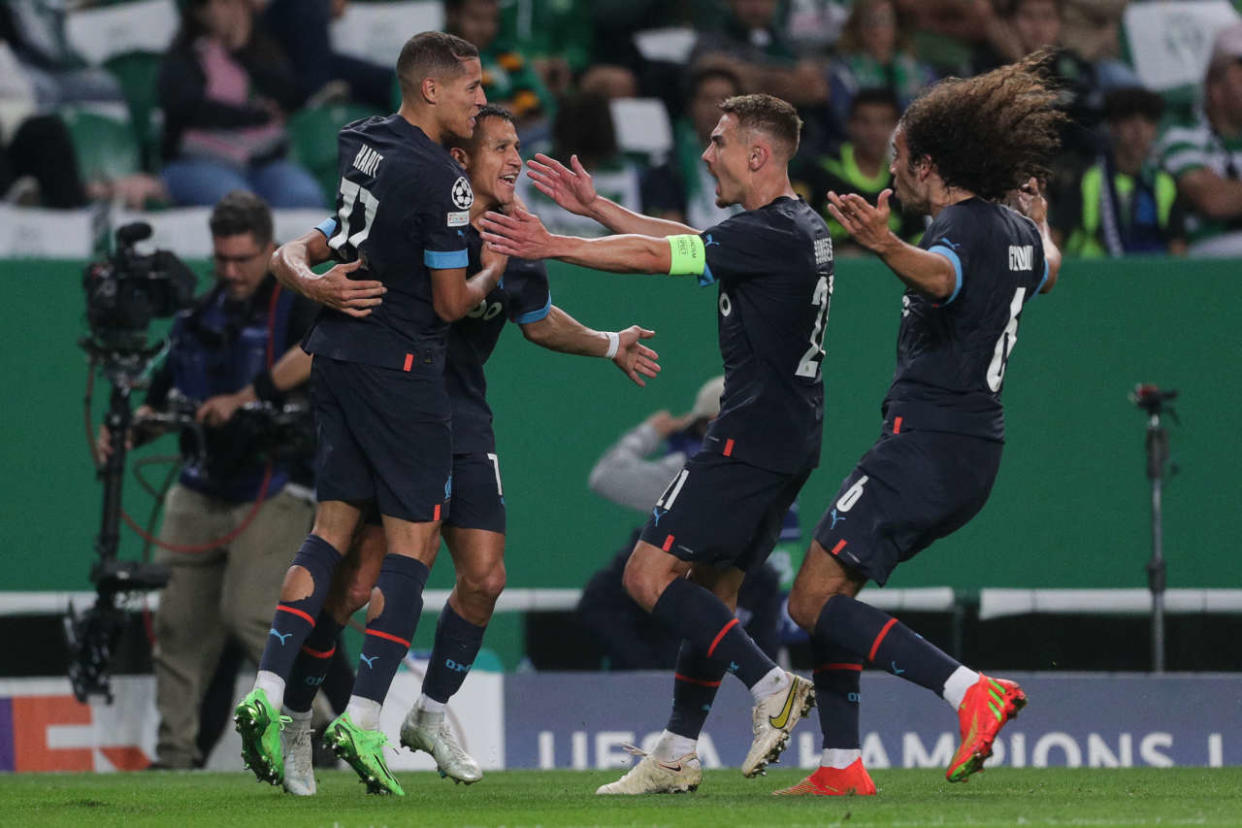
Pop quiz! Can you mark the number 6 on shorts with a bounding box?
[835,475,869,512]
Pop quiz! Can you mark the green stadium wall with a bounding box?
[1,257,1236,599]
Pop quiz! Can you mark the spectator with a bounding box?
[514,92,644,236]
[95,192,320,769]
[579,377,787,668]
[258,0,393,110]
[0,0,123,107]
[499,0,593,96]
[827,0,934,142]
[1,38,87,207]
[1157,23,1242,257]
[793,89,924,255]
[642,66,745,228]
[445,0,553,128]
[1058,0,1139,90]
[158,0,324,208]
[1057,88,1186,258]
[690,0,829,108]
[970,0,1103,167]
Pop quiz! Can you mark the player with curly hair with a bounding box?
[778,53,1065,796]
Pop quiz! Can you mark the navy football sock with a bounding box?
[283,609,344,714]
[815,594,958,694]
[420,602,486,704]
[811,638,863,750]
[666,640,727,740]
[257,534,342,680]
[352,555,429,704]
[651,578,776,689]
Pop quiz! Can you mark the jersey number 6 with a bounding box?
[986,287,1027,392]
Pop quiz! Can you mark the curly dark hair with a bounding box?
[899,52,1065,202]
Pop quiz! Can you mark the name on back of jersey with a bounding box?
[352,143,383,177]
[815,236,834,266]
[1008,244,1033,271]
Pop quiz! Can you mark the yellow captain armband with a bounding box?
[667,234,707,277]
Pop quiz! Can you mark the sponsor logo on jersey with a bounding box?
[447,210,470,227]
[1009,244,1034,271]
[451,176,475,210]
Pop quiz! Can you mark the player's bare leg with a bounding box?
[401,526,504,784]
[237,500,361,786]
[788,540,1025,790]
[623,542,812,780]
[325,516,440,796]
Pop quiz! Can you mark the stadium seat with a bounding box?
[287,104,386,205]
[1123,0,1241,118]
[329,1,444,67]
[103,51,164,171]
[59,107,141,184]
[65,0,179,66]
[610,98,674,163]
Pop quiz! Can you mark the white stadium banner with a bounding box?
[1124,0,1241,91]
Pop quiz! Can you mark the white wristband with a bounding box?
[603,331,620,359]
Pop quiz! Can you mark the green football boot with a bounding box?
[234,688,289,785]
[324,713,405,796]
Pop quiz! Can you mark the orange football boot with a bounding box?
[773,759,877,796]
[946,674,1027,782]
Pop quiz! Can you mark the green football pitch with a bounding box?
[2,767,1240,827]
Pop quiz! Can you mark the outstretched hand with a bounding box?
[1006,176,1048,226]
[302,258,384,318]
[826,189,895,254]
[479,207,554,260]
[526,153,597,216]
[613,326,660,387]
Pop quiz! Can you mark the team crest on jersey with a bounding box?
[451,176,474,210]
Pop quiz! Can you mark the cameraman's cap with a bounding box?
[690,375,725,421]
[1208,22,1242,74]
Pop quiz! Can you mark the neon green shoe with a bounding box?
[324,713,405,796]
[233,688,289,785]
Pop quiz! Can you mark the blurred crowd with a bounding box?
[3,0,1242,258]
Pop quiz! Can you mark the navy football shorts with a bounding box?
[444,451,506,533]
[312,355,451,523]
[812,429,1003,585]
[639,451,811,572]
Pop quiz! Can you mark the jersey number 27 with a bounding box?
[795,275,832,378]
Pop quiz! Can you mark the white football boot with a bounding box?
[399,705,483,784]
[280,711,316,796]
[596,746,702,795]
[741,671,816,777]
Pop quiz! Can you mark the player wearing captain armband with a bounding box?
[483,93,834,794]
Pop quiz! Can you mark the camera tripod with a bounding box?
[1131,384,1178,674]
[64,342,171,704]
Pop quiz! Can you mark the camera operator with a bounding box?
[97,190,319,769]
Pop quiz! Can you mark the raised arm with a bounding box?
[521,305,661,386]
[827,189,957,300]
[481,208,703,277]
[526,153,701,238]
[1011,177,1061,294]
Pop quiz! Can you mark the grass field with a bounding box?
[2,767,1240,827]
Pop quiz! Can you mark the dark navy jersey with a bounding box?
[883,198,1049,441]
[313,220,551,454]
[446,226,551,453]
[303,114,473,373]
[699,196,833,474]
